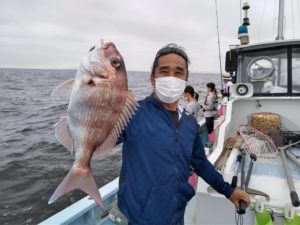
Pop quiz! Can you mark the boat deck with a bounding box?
[221,146,300,212]
[226,147,300,181]
[98,218,118,225]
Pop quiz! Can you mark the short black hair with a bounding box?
[151,43,190,77]
[184,85,195,96]
[185,85,199,100]
[206,82,216,91]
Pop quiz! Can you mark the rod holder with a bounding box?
[284,202,295,220]
[255,195,266,213]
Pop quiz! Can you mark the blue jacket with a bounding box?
[118,95,234,225]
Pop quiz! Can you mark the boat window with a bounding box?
[292,48,300,93]
[238,49,288,94]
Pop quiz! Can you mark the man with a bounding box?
[222,72,233,97]
[117,44,250,225]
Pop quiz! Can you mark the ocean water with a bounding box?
[0,68,219,225]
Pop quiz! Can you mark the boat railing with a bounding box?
[38,178,119,225]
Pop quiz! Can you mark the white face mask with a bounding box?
[154,76,186,104]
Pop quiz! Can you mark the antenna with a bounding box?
[238,2,250,45]
[276,0,285,40]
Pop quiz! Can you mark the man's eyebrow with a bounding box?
[158,66,169,70]
[175,66,185,72]
[159,66,184,70]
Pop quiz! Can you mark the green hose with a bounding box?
[284,213,300,225]
[254,204,273,225]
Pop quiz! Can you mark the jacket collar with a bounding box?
[145,95,184,120]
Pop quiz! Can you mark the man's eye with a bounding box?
[160,70,168,75]
[175,72,185,77]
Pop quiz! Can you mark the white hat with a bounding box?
[222,73,231,80]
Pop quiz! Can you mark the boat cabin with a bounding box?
[226,39,300,96]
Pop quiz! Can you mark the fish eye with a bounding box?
[110,57,121,68]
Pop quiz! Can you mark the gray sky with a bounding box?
[1,0,300,73]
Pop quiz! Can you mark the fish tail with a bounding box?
[48,166,105,209]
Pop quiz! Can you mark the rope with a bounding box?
[258,0,267,41]
[297,0,300,24]
[272,0,277,38]
[291,0,295,39]
[240,0,242,24]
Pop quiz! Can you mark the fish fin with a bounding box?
[94,144,122,160]
[93,91,139,159]
[51,79,74,98]
[54,117,74,154]
[48,166,105,209]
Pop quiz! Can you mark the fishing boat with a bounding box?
[184,1,300,224]
[39,1,300,224]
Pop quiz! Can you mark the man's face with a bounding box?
[151,53,188,85]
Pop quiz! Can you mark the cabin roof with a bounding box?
[232,39,300,52]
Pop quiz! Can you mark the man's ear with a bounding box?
[150,75,155,86]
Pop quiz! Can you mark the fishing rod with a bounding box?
[214,0,223,88]
[238,149,246,215]
[244,153,257,191]
[278,140,300,207]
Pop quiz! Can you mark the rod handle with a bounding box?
[291,191,300,207]
[237,200,246,214]
[231,176,237,188]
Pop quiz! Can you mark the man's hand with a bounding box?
[229,189,250,210]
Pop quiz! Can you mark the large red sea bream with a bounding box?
[49,41,138,209]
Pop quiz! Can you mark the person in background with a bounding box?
[117,44,250,225]
[222,72,233,97]
[202,82,217,135]
[184,85,201,120]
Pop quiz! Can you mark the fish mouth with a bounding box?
[83,74,109,86]
[98,74,108,79]
[85,77,109,87]
[90,78,106,85]
[93,76,111,84]
[101,40,114,50]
